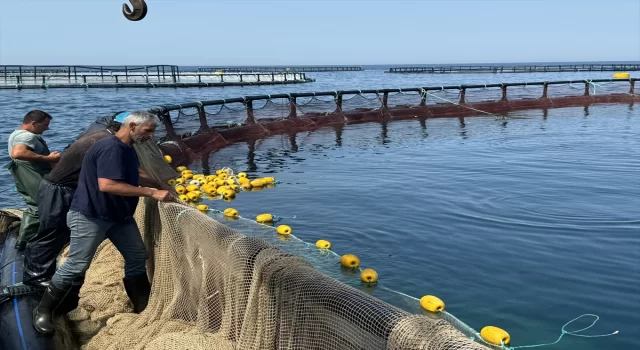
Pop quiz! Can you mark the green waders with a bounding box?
[5,143,52,248]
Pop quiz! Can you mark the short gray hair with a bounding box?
[122,111,160,127]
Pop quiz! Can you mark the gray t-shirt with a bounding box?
[8,130,50,163]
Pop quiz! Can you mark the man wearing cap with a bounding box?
[33,111,174,335]
[21,111,170,315]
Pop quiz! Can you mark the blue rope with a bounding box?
[503,314,618,349]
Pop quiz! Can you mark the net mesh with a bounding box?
[63,196,489,350]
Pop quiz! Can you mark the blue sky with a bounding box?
[0,0,638,65]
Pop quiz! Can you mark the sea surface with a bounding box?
[0,66,638,349]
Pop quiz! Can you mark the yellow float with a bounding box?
[360,268,378,283]
[263,177,275,183]
[178,194,189,202]
[340,254,360,268]
[315,240,331,249]
[251,179,265,187]
[167,179,176,186]
[175,178,185,184]
[420,295,445,312]
[256,213,273,223]
[276,225,292,235]
[613,72,630,79]
[176,166,187,172]
[174,185,186,194]
[196,204,208,212]
[238,172,247,178]
[224,208,239,217]
[163,155,172,164]
[480,326,511,346]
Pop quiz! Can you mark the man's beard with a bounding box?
[131,134,148,144]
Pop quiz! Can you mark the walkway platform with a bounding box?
[0,65,313,89]
[386,63,640,74]
[199,66,362,73]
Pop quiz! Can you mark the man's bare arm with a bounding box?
[11,145,59,163]
[98,178,174,201]
[98,178,155,197]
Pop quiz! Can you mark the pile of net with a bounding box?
[62,196,489,350]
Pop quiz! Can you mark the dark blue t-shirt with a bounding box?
[70,136,140,222]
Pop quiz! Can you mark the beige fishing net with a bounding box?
[61,196,489,350]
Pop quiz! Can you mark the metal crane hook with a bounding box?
[123,0,148,21]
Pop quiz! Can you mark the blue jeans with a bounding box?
[50,210,148,290]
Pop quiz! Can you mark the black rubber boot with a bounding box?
[123,273,151,313]
[32,283,69,335]
[55,283,82,316]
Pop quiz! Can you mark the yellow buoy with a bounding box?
[215,179,226,186]
[480,326,511,346]
[175,185,186,194]
[420,295,445,312]
[206,175,217,182]
[340,254,360,268]
[229,184,239,192]
[224,208,239,217]
[613,72,630,79]
[186,185,199,192]
[276,225,292,235]
[219,173,228,179]
[182,173,193,180]
[176,166,187,172]
[222,189,235,198]
[238,172,247,178]
[187,192,200,201]
[163,155,172,164]
[178,194,189,202]
[181,170,193,176]
[215,170,224,175]
[239,177,251,184]
[167,179,176,186]
[223,197,234,202]
[203,187,216,195]
[360,268,378,283]
[263,176,275,183]
[251,179,265,187]
[256,213,273,223]
[315,240,331,249]
[197,204,209,212]
[175,178,185,184]
[226,179,236,186]
[240,183,252,191]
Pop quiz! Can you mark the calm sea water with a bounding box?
[0,68,638,349]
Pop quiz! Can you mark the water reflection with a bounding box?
[288,133,298,152]
[418,117,428,139]
[334,124,344,147]
[458,117,467,139]
[246,139,258,172]
[377,121,389,145]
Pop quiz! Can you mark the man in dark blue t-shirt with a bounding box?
[32,111,174,335]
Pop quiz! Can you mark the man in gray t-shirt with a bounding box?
[6,110,60,250]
